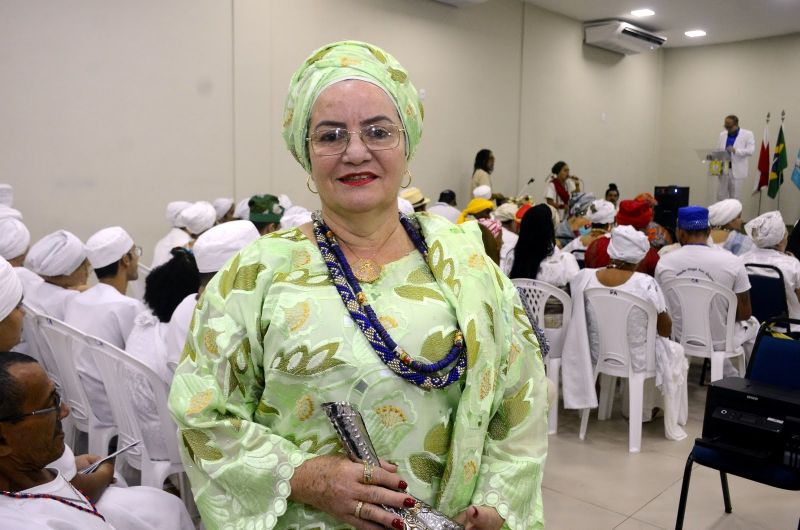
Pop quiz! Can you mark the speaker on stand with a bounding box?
[653,186,690,239]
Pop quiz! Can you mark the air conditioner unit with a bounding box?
[430,0,488,6]
[584,20,666,55]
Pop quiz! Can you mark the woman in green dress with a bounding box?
[168,41,548,530]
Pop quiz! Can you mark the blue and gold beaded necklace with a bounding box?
[312,211,466,390]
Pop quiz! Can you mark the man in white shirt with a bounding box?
[24,230,90,320]
[151,200,191,268]
[493,202,519,275]
[655,206,758,376]
[427,190,461,223]
[64,226,145,425]
[741,211,800,321]
[716,114,755,200]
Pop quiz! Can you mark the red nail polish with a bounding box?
[398,480,408,490]
[472,506,479,518]
[392,518,405,529]
[403,497,415,508]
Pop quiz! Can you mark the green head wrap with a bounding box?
[282,40,424,174]
[248,194,284,224]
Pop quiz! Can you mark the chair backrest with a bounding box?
[571,249,586,269]
[34,314,97,428]
[746,318,800,390]
[660,277,737,355]
[20,303,52,375]
[512,278,573,360]
[745,263,789,322]
[584,287,658,377]
[82,334,182,465]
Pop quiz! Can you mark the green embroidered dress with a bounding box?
[168,214,548,529]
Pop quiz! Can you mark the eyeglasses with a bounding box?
[0,389,62,423]
[129,246,142,258]
[307,123,405,156]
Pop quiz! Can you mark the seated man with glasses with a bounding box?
[63,226,145,427]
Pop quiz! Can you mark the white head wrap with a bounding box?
[0,256,22,321]
[494,203,517,223]
[0,184,13,207]
[608,225,650,264]
[166,201,192,228]
[234,198,250,220]
[278,194,293,210]
[177,201,217,236]
[708,199,742,227]
[212,198,234,221]
[25,230,86,276]
[0,219,30,261]
[745,211,787,249]
[86,227,134,269]
[0,206,23,222]
[397,197,414,215]
[587,199,616,225]
[473,185,492,200]
[193,220,260,273]
[280,205,313,229]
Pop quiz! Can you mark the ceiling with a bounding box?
[523,0,800,47]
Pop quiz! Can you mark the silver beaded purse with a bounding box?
[322,402,464,530]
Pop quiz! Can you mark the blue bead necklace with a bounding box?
[312,211,466,390]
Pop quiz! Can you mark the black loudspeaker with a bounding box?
[654,185,690,233]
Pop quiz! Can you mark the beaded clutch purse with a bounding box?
[323,402,464,530]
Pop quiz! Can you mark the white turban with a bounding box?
[177,201,217,236]
[473,185,492,200]
[166,201,192,228]
[0,219,30,261]
[25,230,86,276]
[193,220,260,273]
[608,225,650,264]
[745,211,786,249]
[280,205,313,229]
[278,194,293,210]
[0,206,22,221]
[587,199,616,225]
[212,198,234,221]
[494,203,517,223]
[86,227,134,269]
[708,199,742,227]
[234,198,250,220]
[0,257,22,321]
[0,184,12,207]
[397,197,414,215]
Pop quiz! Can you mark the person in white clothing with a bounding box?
[24,231,90,320]
[655,206,758,376]
[510,203,580,287]
[0,354,193,530]
[493,202,519,275]
[212,197,235,223]
[741,211,800,320]
[716,115,755,200]
[166,220,260,371]
[151,200,191,268]
[544,161,580,221]
[708,198,754,256]
[561,199,615,255]
[0,212,43,299]
[64,226,145,425]
[427,190,461,223]
[278,194,313,229]
[0,258,24,351]
[176,200,217,241]
[470,149,494,191]
[562,226,687,439]
[233,197,250,220]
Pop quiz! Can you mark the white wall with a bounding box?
[660,32,800,223]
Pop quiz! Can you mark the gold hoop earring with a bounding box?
[401,169,412,189]
[306,176,318,194]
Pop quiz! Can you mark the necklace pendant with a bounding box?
[353,258,382,283]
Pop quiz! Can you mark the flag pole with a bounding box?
[758,111,770,215]
[778,110,786,210]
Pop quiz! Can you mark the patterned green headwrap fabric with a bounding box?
[282,40,424,174]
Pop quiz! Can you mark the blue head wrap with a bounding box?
[677,206,709,231]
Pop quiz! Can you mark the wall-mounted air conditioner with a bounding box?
[430,0,489,6]
[584,20,666,55]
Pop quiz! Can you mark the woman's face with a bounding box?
[558,165,570,181]
[606,190,619,204]
[0,300,24,350]
[486,154,495,173]
[308,80,406,217]
[729,214,743,231]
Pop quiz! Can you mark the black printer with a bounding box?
[702,377,800,469]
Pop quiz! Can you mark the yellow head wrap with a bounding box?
[457,198,495,224]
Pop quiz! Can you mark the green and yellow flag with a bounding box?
[768,125,787,198]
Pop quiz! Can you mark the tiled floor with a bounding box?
[542,363,800,529]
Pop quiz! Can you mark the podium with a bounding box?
[696,149,731,177]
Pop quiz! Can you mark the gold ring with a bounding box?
[354,500,364,519]
[363,462,374,485]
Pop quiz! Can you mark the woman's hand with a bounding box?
[454,506,505,530]
[289,455,410,530]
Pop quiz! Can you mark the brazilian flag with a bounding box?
[768,125,787,199]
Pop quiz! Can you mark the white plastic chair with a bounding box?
[34,314,117,456]
[126,263,151,302]
[81,334,187,494]
[660,277,745,382]
[512,278,572,434]
[578,287,658,453]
